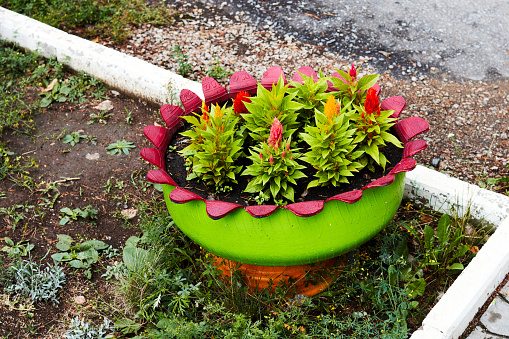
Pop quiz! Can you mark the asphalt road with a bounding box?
[193,0,509,82]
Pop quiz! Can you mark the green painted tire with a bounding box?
[163,172,405,266]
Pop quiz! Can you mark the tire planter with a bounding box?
[141,66,429,295]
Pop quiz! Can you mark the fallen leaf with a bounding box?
[42,78,58,92]
[74,296,86,304]
[92,37,99,43]
[121,208,138,219]
[93,100,114,111]
[154,121,163,127]
[470,246,479,254]
[304,13,320,20]
[379,51,392,58]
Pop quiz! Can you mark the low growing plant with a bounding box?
[1,237,34,258]
[63,317,114,339]
[59,205,98,225]
[106,140,136,156]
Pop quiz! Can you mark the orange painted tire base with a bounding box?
[212,254,347,297]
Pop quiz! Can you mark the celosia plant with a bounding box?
[242,118,306,203]
[300,95,364,188]
[180,103,244,189]
[178,64,405,204]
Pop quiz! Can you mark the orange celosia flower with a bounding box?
[233,91,251,115]
[213,103,223,119]
[364,87,381,117]
[201,102,210,125]
[324,95,338,122]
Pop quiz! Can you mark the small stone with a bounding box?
[111,90,120,96]
[74,296,86,304]
[430,158,441,168]
[501,132,508,140]
[86,153,100,160]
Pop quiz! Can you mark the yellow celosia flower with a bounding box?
[324,95,337,122]
[213,103,223,119]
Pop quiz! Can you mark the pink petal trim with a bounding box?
[140,148,165,169]
[394,117,430,143]
[229,71,258,97]
[389,158,416,175]
[261,66,286,89]
[403,139,428,159]
[245,205,279,218]
[363,175,396,190]
[170,187,205,204]
[206,200,243,220]
[180,89,202,115]
[202,77,229,106]
[284,201,324,217]
[292,66,318,84]
[325,190,363,203]
[147,169,177,186]
[143,125,170,151]
[381,96,406,118]
[160,104,184,132]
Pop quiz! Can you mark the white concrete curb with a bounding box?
[2,8,509,339]
[0,6,204,105]
[405,167,509,339]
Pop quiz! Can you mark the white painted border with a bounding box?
[2,8,509,338]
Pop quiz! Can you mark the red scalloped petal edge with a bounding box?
[381,96,406,119]
[261,66,286,89]
[284,201,324,217]
[229,71,258,97]
[363,174,396,190]
[147,169,177,186]
[140,66,429,219]
[170,187,205,204]
[245,205,279,218]
[203,77,229,106]
[160,104,184,129]
[325,190,363,203]
[389,158,416,175]
[292,66,318,84]
[143,125,170,151]
[140,148,165,169]
[206,200,243,220]
[403,139,427,159]
[394,117,430,143]
[181,89,202,115]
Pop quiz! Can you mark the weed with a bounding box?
[207,58,231,79]
[88,109,114,125]
[62,131,88,146]
[106,140,136,156]
[63,316,113,339]
[1,238,34,258]
[3,257,66,305]
[59,205,98,225]
[51,234,109,279]
[124,107,134,125]
[171,44,192,76]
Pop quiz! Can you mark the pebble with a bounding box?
[501,132,508,140]
[74,296,86,304]
[86,153,100,160]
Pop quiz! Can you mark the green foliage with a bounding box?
[206,58,231,80]
[180,104,244,189]
[3,0,177,43]
[288,70,331,124]
[171,44,192,77]
[106,140,136,156]
[63,317,113,339]
[242,79,303,143]
[242,135,306,203]
[3,257,66,305]
[62,131,88,146]
[51,234,108,279]
[59,205,98,225]
[300,95,364,188]
[1,237,34,258]
[88,110,114,124]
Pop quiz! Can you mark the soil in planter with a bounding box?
[166,123,404,206]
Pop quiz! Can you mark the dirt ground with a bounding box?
[0,89,163,337]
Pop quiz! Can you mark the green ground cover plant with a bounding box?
[98,200,488,338]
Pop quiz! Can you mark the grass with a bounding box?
[96,199,490,338]
[2,0,178,43]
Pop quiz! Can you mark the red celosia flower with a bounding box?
[282,150,286,158]
[259,152,263,160]
[268,118,283,149]
[233,91,251,115]
[364,87,381,117]
[201,102,210,125]
[269,154,274,165]
[349,62,357,82]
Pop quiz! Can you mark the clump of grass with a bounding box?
[2,0,178,43]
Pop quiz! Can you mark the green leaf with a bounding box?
[357,74,379,91]
[52,252,73,262]
[81,239,108,250]
[59,216,70,225]
[115,318,143,335]
[388,265,398,286]
[423,225,434,250]
[446,263,464,271]
[4,237,14,247]
[69,259,85,268]
[406,278,426,298]
[437,214,451,246]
